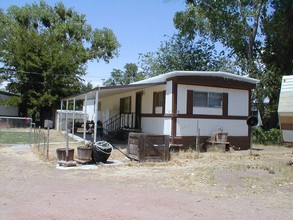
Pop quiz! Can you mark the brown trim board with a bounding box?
[170,76,256,90]
[173,136,250,150]
[141,114,247,120]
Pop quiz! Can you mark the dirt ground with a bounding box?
[0,130,292,219]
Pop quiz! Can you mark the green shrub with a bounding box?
[253,127,283,145]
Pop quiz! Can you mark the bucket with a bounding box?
[77,146,92,161]
[56,148,74,161]
[92,141,113,163]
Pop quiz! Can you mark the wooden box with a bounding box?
[206,132,230,152]
[127,133,170,162]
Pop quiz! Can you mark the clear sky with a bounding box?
[0,0,186,86]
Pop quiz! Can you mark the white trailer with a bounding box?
[278,75,293,144]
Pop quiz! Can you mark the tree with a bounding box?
[254,0,293,129]
[0,1,120,122]
[139,34,232,77]
[103,63,145,86]
[174,0,267,73]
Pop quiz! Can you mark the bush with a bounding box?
[253,127,283,145]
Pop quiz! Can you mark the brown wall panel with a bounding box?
[280,123,293,130]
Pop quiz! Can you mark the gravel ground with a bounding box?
[0,141,292,220]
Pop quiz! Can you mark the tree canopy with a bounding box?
[139,34,232,77]
[103,63,145,86]
[0,0,120,122]
[174,0,267,73]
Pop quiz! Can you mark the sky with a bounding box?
[0,0,186,87]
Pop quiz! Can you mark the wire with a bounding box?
[0,68,110,79]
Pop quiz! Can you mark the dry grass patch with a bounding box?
[30,132,293,196]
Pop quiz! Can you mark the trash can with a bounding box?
[92,141,113,163]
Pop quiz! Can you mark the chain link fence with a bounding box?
[0,116,52,157]
[0,116,35,144]
[0,117,47,143]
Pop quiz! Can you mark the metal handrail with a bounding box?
[102,113,136,133]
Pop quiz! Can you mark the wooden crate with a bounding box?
[206,132,230,152]
[127,133,170,162]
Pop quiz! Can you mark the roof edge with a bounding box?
[131,71,260,85]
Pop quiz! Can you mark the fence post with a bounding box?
[29,122,36,144]
[38,126,41,150]
[33,123,36,144]
[29,122,32,144]
[47,127,50,159]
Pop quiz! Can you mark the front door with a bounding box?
[135,92,142,129]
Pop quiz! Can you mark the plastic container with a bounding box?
[92,141,113,163]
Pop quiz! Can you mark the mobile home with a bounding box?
[62,71,259,149]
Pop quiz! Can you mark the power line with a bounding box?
[0,68,109,77]
[0,68,43,75]
[0,68,89,77]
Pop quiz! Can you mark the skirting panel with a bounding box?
[172,136,250,150]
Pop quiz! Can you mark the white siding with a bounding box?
[177,85,188,114]
[83,99,102,122]
[141,85,166,114]
[165,80,172,114]
[228,90,249,116]
[282,130,293,143]
[192,107,222,115]
[177,118,248,136]
[100,94,121,119]
[141,117,171,135]
[83,99,95,121]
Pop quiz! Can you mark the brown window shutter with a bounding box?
[153,92,156,114]
[223,93,228,117]
[187,90,193,115]
[162,90,166,114]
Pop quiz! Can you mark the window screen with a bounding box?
[193,91,222,108]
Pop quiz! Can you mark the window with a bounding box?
[120,96,131,113]
[98,101,101,111]
[193,92,208,107]
[154,91,164,107]
[153,91,165,114]
[193,91,222,108]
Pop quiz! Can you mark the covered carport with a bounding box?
[58,83,161,143]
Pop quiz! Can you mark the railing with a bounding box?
[103,113,137,134]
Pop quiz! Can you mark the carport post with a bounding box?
[83,94,88,141]
[65,99,69,160]
[72,98,76,136]
[59,100,63,131]
[94,89,99,143]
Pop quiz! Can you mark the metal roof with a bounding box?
[63,71,259,101]
[63,82,163,101]
[131,71,260,84]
